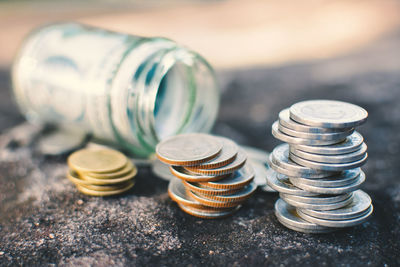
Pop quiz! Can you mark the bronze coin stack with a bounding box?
[156,133,257,219]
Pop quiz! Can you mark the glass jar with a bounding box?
[12,23,219,157]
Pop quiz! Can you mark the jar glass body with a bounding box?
[12,23,219,157]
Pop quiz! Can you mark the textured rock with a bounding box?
[1,33,400,266]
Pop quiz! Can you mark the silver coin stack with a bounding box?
[267,100,373,233]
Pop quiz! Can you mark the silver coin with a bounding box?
[297,205,373,228]
[292,132,364,155]
[289,100,368,128]
[272,122,345,146]
[280,192,352,205]
[156,133,223,166]
[241,145,269,162]
[266,170,318,196]
[274,199,333,233]
[248,160,267,186]
[37,128,87,155]
[240,146,275,191]
[279,108,351,134]
[152,159,175,181]
[290,171,365,194]
[269,159,336,179]
[199,164,255,189]
[278,121,353,141]
[170,165,230,182]
[168,177,204,208]
[178,203,241,219]
[280,193,353,210]
[194,137,238,169]
[185,150,247,175]
[299,190,372,220]
[288,168,361,187]
[290,143,367,164]
[270,144,333,178]
[290,152,368,171]
[196,182,257,202]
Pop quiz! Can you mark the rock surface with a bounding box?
[1,33,400,266]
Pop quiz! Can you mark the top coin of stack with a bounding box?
[156,133,257,219]
[67,148,137,196]
[268,100,373,233]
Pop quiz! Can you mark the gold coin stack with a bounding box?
[156,133,257,219]
[67,148,137,196]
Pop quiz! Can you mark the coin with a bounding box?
[288,168,361,187]
[151,159,175,181]
[156,133,223,166]
[241,146,276,192]
[270,144,333,178]
[269,159,335,179]
[298,190,372,220]
[199,164,255,189]
[37,128,87,155]
[278,121,354,141]
[79,168,137,185]
[75,181,134,197]
[274,199,333,233]
[280,192,352,205]
[279,108,351,134]
[290,143,367,164]
[170,165,230,182]
[67,167,136,185]
[289,171,365,194]
[289,152,368,171]
[187,190,245,208]
[280,193,353,210]
[182,180,242,196]
[168,177,213,209]
[78,181,134,192]
[291,132,364,155]
[68,149,128,174]
[196,182,257,202]
[289,100,368,128]
[266,170,318,196]
[297,205,373,228]
[272,122,345,146]
[185,150,247,175]
[241,145,269,162]
[87,161,135,179]
[193,137,238,169]
[177,203,241,219]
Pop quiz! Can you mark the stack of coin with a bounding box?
[156,133,257,219]
[267,100,373,233]
[67,148,137,196]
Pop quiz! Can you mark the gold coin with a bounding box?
[67,168,137,186]
[80,181,134,192]
[80,167,137,185]
[86,161,135,179]
[75,182,134,197]
[68,149,127,174]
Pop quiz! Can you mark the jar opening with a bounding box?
[153,61,192,140]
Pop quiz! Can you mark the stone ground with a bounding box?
[1,32,400,266]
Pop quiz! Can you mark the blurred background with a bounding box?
[1,0,399,69]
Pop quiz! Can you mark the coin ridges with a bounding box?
[270,100,372,232]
